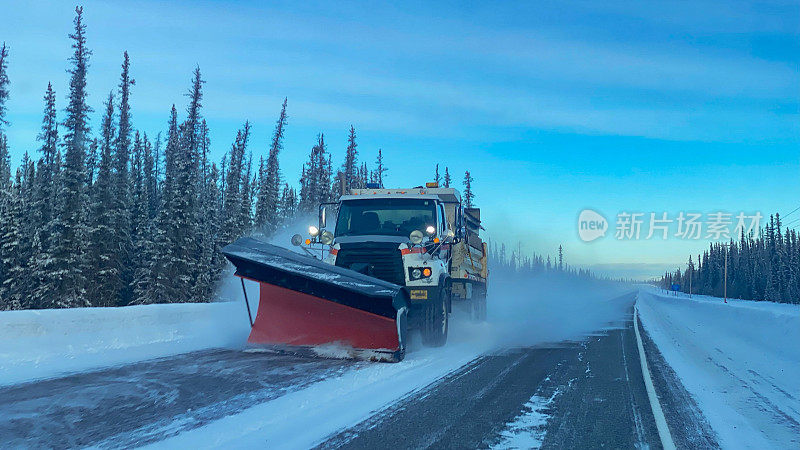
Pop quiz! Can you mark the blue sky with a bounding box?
[2,0,799,278]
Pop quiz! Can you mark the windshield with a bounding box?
[335,198,437,237]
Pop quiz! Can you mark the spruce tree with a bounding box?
[111,52,135,304]
[257,98,287,232]
[0,42,10,189]
[300,134,328,210]
[0,43,10,308]
[444,166,451,188]
[30,83,59,308]
[135,107,180,304]
[463,170,474,208]
[51,6,92,307]
[254,155,266,227]
[178,68,206,300]
[315,134,331,203]
[342,125,358,191]
[0,134,8,192]
[221,122,250,245]
[240,153,254,232]
[0,170,24,309]
[86,92,120,307]
[434,164,440,185]
[129,132,155,303]
[0,42,9,130]
[375,149,388,188]
[143,133,157,220]
[279,183,297,220]
[298,165,310,211]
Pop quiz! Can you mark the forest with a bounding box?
[0,7,474,311]
[661,213,800,304]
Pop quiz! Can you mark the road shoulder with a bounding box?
[636,311,720,449]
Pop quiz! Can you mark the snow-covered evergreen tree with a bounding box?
[113,52,135,304]
[240,153,254,233]
[279,183,297,220]
[221,122,250,245]
[29,83,60,308]
[443,166,451,188]
[86,93,120,307]
[254,98,287,233]
[136,106,182,304]
[0,170,25,310]
[299,134,326,211]
[50,6,92,307]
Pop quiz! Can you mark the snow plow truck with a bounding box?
[222,182,488,362]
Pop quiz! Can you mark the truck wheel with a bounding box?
[422,289,448,347]
[471,287,487,322]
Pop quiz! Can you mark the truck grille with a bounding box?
[335,243,404,285]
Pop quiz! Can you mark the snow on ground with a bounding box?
[492,379,563,449]
[0,295,254,386]
[637,288,800,449]
[152,272,632,448]
[148,329,494,449]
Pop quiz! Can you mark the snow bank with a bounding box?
[637,288,800,449]
[0,300,252,386]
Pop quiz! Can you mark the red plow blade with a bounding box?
[222,238,408,362]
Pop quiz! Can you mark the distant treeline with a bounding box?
[488,242,598,279]
[0,7,475,311]
[661,214,800,304]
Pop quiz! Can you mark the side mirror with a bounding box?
[319,205,327,229]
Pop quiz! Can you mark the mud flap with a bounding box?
[223,237,408,362]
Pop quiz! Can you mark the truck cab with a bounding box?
[302,184,487,347]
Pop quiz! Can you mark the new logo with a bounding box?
[578,209,608,242]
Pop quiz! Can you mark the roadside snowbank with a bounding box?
[0,300,252,386]
[637,289,800,449]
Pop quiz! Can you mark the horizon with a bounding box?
[2,0,799,279]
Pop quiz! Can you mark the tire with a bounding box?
[421,289,448,347]
[471,286,487,322]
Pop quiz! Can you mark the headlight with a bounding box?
[308,225,320,237]
[425,225,436,235]
[409,267,433,280]
[409,230,423,244]
[291,234,303,246]
[320,230,334,245]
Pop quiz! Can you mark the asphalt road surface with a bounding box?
[0,350,358,448]
[1,292,718,449]
[319,293,717,449]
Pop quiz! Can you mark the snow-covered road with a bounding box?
[638,289,800,449]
